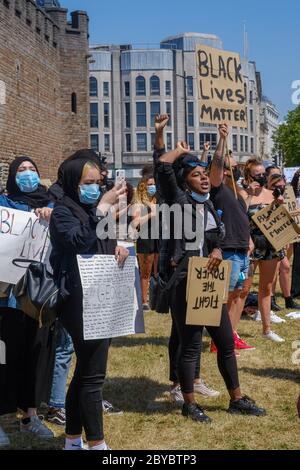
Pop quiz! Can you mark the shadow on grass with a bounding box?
[111,336,169,348]
[240,367,300,384]
[103,376,226,414]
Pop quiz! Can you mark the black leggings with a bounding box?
[292,243,300,298]
[170,278,239,394]
[169,320,201,383]
[61,293,109,442]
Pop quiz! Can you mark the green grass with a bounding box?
[1,299,300,450]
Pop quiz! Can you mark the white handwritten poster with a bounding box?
[77,255,142,340]
[0,206,49,284]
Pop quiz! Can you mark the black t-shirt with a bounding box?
[210,183,250,250]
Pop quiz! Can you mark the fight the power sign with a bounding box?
[196,45,247,127]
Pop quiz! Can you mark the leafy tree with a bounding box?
[273,105,300,166]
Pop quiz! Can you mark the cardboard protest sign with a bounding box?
[196,45,247,127]
[251,203,300,252]
[77,255,142,340]
[284,185,300,243]
[0,206,49,284]
[186,257,230,327]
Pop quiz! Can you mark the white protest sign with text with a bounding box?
[77,255,140,340]
[0,206,49,284]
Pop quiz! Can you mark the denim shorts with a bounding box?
[222,251,250,292]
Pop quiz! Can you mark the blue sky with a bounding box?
[62,0,300,119]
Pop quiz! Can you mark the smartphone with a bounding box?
[115,169,126,186]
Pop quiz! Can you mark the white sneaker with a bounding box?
[170,386,184,406]
[263,331,285,343]
[20,416,54,439]
[270,311,286,324]
[253,310,261,321]
[286,312,300,320]
[194,379,220,398]
[0,425,10,447]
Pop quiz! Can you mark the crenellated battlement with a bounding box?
[0,0,88,49]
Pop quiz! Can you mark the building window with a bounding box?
[104,134,110,152]
[187,76,193,96]
[240,135,244,152]
[250,109,254,133]
[187,102,194,127]
[89,77,98,97]
[167,133,172,151]
[125,134,132,152]
[232,135,238,152]
[150,75,160,96]
[249,90,253,104]
[71,92,77,114]
[136,102,147,127]
[136,76,146,96]
[103,82,109,97]
[125,103,131,128]
[125,81,130,97]
[251,137,254,154]
[150,102,161,127]
[165,81,171,96]
[137,133,147,151]
[90,102,98,128]
[245,136,249,152]
[200,133,217,150]
[104,103,110,128]
[188,133,195,151]
[151,133,156,149]
[166,102,172,127]
[90,134,99,152]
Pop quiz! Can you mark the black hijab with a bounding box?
[60,158,99,223]
[48,149,104,201]
[6,156,51,209]
[58,158,116,254]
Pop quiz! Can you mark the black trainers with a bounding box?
[102,400,124,416]
[47,408,66,426]
[182,403,212,423]
[285,297,300,310]
[271,296,281,312]
[228,396,266,417]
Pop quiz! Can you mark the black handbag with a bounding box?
[13,262,67,327]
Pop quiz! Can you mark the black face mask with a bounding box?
[273,186,286,199]
[232,168,242,182]
[225,167,241,182]
[253,175,267,187]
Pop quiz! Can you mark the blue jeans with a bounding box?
[222,251,250,292]
[49,321,74,409]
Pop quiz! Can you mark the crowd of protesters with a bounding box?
[0,117,299,450]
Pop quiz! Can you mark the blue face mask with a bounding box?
[16,170,40,193]
[79,184,101,205]
[190,192,210,203]
[147,185,156,197]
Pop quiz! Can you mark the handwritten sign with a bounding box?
[284,185,300,243]
[186,257,230,327]
[77,255,142,340]
[196,45,247,127]
[0,206,49,284]
[252,203,300,252]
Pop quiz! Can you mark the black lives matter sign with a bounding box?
[196,45,247,127]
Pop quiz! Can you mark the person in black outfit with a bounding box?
[156,137,266,423]
[49,158,128,450]
[291,169,300,299]
[153,114,220,401]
